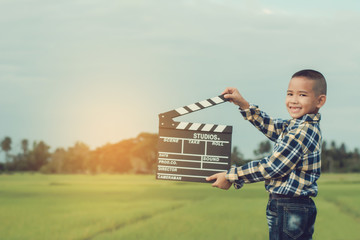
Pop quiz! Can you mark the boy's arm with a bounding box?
[241,105,285,142]
[222,87,285,141]
[226,129,303,185]
[207,132,303,190]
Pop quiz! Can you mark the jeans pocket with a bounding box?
[283,205,308,239]
[266,200,278,232]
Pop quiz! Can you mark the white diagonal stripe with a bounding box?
[176,122,189,129]
[214,125,226,132]
[201,124,214,131]
[199,100,212,108]
[187,103,200,111]
[175,107,188,115]
[211,96,224,104]
[189,123,201,130]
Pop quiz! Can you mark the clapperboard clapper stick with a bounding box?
[156,95,233,183]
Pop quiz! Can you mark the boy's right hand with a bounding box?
[222,87,250,110]
[206,172,232,190]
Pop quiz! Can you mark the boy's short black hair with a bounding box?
[292,69,327,96]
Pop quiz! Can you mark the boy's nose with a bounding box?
[290,96,299,103]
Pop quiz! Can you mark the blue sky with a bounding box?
[1,0,360,159]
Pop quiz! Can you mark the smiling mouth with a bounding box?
[289,106,301,112]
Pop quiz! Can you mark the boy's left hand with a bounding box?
[206,172,232,190]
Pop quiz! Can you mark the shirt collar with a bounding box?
[292,113,321,124]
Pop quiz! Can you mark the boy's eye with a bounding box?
[300,94,307,97]
[287,93,293,96]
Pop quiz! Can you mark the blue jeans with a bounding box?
[266,196,317,240]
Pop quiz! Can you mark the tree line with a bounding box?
[1,134,359,174]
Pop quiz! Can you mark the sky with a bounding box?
[1,0,360,160]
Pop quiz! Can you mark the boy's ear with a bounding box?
[316,94,327,108]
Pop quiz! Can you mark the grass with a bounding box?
[0,173,359,240]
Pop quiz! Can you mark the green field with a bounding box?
[0,174,359,240]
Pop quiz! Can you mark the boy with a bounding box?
[206,69,327,240]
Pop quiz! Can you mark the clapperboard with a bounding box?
[156,95,232,183]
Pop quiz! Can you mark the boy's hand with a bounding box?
[222,87,250,110]
[206,172,232,190]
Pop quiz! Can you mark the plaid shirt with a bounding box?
[226,105,322,197]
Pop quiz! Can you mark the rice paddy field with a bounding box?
[0,173,359,240]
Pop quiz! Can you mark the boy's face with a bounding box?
[286,77,324,119]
